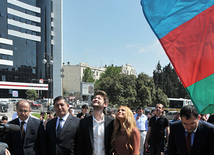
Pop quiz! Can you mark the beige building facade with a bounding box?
[62,62,136,97]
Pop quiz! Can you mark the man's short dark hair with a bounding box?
[47,111,53,115]
[40,111,46,115]
[94,90,109,104]
[82,104,88,109]
[180,105,198,119]
[137,107,143,110]
[2,116,8,121]
[53,96,68,105]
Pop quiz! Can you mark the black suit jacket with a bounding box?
[46,114,80,155]
[77,115,114,155]
[4,116,46,155]
[168,120,214,155]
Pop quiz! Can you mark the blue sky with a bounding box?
[63,0,170,76]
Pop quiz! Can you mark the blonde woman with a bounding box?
[110,106,140,155]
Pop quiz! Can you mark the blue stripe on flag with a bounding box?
[141,0,214,39]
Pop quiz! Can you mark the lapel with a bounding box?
[88,115,94,146]
[104,115,108,144]
[60,114,71,135]
[176,122,187,153]
[12,118,22,142]
[191,121,203,152]
[25,116,33,139]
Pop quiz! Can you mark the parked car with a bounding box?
[0,100,9,112]
[30,101,41,109]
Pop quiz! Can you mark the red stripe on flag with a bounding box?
[160,5,214,88]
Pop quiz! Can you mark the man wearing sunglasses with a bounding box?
[168,105,214,155]
[145,104,169,155]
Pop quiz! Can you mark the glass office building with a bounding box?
[0,0,62,98]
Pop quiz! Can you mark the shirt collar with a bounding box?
[58,112,69,121]
[92,115,105,123]
[185,126,198,133]
[19,117,29,124]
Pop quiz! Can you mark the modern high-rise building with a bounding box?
[0,0,63,99]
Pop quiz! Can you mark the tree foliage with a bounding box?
[82,67,94,83]
[25,89,38,100]
[153,62,189,98]
[95,66,169,108]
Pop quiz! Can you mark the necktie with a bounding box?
[57,118,63,136]
[185,132,192,155]
[20,121,25,143]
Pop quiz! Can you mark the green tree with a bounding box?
[136,73,155,107]
[100,66,121,79]
[25,89,38,100]
[154,88,169,107]
[153,62,188,98]
[153,61,163,89]
[82,67,94,82]
[95,66,136,106]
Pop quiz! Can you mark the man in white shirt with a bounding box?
[77,90,114,155]
[134,107,148,155]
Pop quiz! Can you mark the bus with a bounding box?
[165,98,193,112]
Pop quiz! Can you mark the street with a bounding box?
[0,102,82,122]
[0,103,47,121]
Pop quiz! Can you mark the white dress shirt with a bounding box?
[93,115,105,155]
[19,117,29,131]
[134,114,148,131]
[56,113,69,130]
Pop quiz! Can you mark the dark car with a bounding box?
[0,100,9,112]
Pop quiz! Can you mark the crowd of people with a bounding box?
[1,90,214,155]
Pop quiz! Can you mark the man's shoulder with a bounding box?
[8,118,19,124]
[29,116,40,122]
[80,115,92,122]
[77,112,82,117]
[160,115,168,120]
[170,120,182,129]
[68,114,80,122]
[105,115,114,121]
[199,120,214,129]
[46,117,56,128]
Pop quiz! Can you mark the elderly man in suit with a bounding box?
[4,100,46,155]
[77,90,114,155]
[168,105,214,155]
[46,96,80,155]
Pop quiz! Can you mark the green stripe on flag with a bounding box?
[186,74,214,114]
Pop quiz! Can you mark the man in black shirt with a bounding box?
[145,104,169,155]
[77,104,89,119]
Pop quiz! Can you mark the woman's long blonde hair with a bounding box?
[110,106,137,154]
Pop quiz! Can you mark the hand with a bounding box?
[136,116,139,120]
[145,141,149,149]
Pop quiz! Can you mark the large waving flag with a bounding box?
[141,0,214,114]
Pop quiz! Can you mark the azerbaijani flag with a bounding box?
[141,0,214,114]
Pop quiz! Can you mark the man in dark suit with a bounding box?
[77,104,89,119]
[168,105,214,155]
[77,90,114,155]
[46,96,80,155]
[4,100,46,155]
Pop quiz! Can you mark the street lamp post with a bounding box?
[60,67,64,96]
[43,54,54,111]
